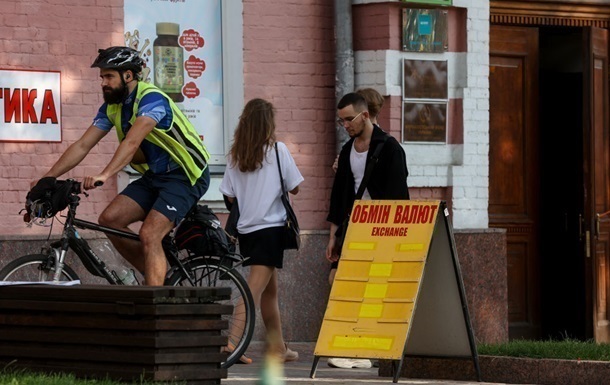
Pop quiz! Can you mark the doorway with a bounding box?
[490,25,592,340]
[538,27,586,340]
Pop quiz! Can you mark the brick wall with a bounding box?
[0,0,338,237]
[242,0,337,230]
[0,0,124,236]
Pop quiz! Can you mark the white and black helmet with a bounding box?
[91,46,144,74]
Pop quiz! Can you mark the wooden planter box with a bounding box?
[0,285,232,385]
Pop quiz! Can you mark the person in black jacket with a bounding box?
[325,91,409,368]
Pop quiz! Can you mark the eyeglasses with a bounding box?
[336,111,364,126]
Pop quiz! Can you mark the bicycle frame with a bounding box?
[47,184,245,285]
[46,187,198,285]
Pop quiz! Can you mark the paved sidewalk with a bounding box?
[223,342,525,385]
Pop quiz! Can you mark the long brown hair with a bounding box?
[229,98,276,172]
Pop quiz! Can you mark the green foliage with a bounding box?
[0,368,185,385]
[478,339,610,361]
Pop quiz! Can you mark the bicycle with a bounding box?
[0,178,255,369]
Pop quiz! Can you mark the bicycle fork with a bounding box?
[50,245,68,282]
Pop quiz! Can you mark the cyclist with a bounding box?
[34,46,210,286]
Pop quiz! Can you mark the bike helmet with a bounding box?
[91,46,144,74]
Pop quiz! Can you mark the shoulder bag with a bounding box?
[275,143,301,250]
[332,135,388,257]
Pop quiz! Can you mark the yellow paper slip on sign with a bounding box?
[347,242,376,251]
[383,298,415,303]
[332,335,394,350]
[359,303,384,318]
[363,283,388,298]
[397,243,425,252]
[369,263,393,277]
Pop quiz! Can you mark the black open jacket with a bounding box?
[327,125,410,226]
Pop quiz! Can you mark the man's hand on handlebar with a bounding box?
[83,175,106,190]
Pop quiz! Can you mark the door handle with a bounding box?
[596,213,600,238]
[596,210,610,238]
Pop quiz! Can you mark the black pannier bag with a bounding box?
[175,205,235,256]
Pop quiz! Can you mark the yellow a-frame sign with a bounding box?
[310,200,480,383]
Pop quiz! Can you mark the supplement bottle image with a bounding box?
[153,22,184,103]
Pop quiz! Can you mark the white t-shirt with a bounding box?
[350,143,371,200]
[219,142,304,234]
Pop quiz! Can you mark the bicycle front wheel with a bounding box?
[166,258,255,369]
[0,253,79,282]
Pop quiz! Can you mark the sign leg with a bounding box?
[309,355,320,378]
[392,359,404,383]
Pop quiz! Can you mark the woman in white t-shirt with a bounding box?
[220,98,304,363]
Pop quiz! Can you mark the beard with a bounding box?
[102,82,128,104]
[348,125,364,138]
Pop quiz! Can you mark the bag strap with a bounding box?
[355,134,389,199]
[275,142,288,197]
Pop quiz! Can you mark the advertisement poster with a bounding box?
[0,70,61,142]
[124,0,224,164]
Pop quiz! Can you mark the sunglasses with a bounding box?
[336,111,364,126]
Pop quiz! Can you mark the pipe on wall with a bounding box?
[334,0,354,153]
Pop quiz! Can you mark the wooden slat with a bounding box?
[0,285,231,303]
[0,299,233,316]
[0,285,230,383]
[0,313,230,330]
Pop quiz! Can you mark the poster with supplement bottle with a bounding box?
[123,0,224,164]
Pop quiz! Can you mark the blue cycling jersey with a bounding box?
[92,87,179,173]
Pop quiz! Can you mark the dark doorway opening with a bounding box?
[539,27,586,340]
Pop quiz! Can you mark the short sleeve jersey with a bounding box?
[92,86,179,173]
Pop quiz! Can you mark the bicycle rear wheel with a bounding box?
[0,253,79,282]
[166,257,255,369]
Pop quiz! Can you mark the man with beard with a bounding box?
[324,92,409,369]
[36,46,210,286]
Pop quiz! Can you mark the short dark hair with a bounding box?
[337,92,368,111]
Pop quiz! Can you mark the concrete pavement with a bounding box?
[223,342,526,385]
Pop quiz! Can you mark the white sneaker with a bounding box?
[327,358,372,369]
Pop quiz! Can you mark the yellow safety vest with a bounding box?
[106,82,209,185]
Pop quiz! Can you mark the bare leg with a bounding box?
[138,209,175,285]
[98,195,146,272]
[99,195,173,285]
[258,268,286,354]
[328,268,337,286]
[224,265,274,364]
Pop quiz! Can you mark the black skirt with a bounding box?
[238,226,285,269]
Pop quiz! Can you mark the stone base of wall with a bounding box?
[454,228,508,344]
[0,228,506,344]
[379,355,610,385]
